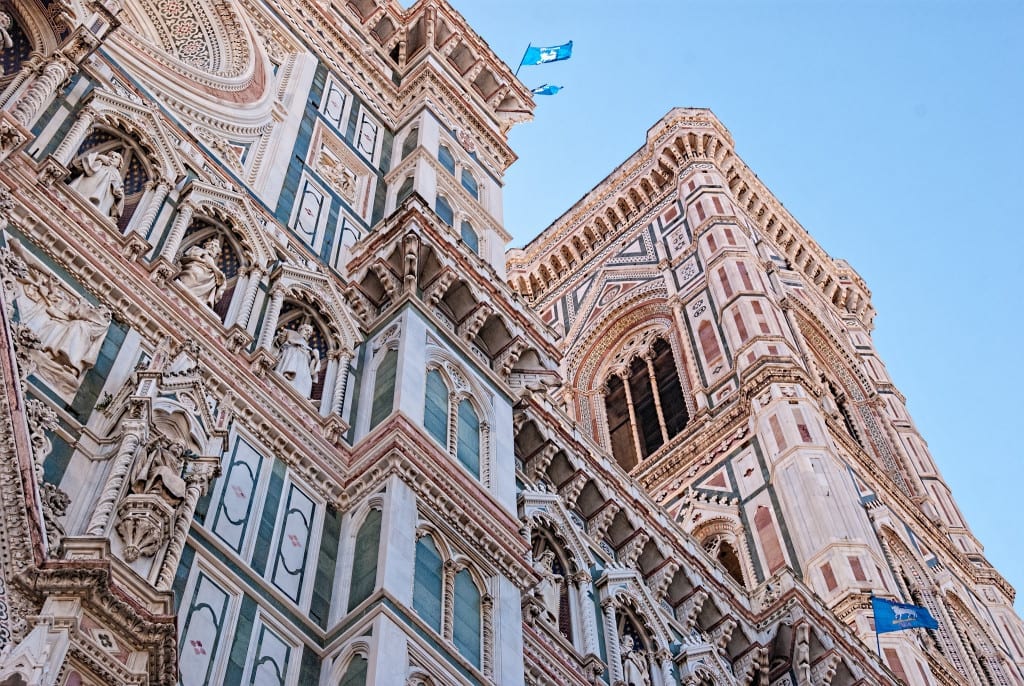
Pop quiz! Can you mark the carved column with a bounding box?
[131,179,172,239]
[328,349,352,415]
[442,560,457,640]
[644,351,669,444]
[157,201,195,263]
[481,593,494,679]
[52,105,98,165]
[657,649,675,685]
[0,54,41,108]
[156,460,218,589]
[86,417,147,535]
[256,284,286,351]
[234,266,265,329]
[603,598,623,684]
[574,572,600,657]
[11,54,76,126]
[479,421,491,488]
[619,369,644,463]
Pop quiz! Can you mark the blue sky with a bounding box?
[451,1,1024,609]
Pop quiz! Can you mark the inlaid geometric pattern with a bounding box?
[270,483,316,604]
[210,439,265,554]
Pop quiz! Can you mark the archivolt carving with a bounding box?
[120,0,256,83]
[272,264,361,355]
[2,0,61,58]
[598,566,675,653]
[83,90,188,183]
[567,298,674,393]
[520,488,593,575]
[179,183,276,268]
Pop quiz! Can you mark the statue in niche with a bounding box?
[130,437,187,504]
[68,151,125,219]
[532,549,562,624]
[274,323,320,398]
[175,237,226,308]
[620,635,651,686]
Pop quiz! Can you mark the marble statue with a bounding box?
[533,549,562,624]
[19,271,109,375]
[275,324,320,397]
[0,13,14,66]
[69,151,125,219]
[0,11,13,79]
[620,635,650,686]
[176,237,226,308]
[131,439,187,503]
[3,239,110,399]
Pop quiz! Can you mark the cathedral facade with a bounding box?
[0,1,1018,685]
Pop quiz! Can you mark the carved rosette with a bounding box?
[113,494,174,562]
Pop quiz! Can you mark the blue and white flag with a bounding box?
[521,41,573,66]
[531,84,563,96]
[871,596,939,634]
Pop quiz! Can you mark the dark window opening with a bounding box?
[604,337,689,470]
[605,374,637,471]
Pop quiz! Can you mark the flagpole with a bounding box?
[514,43,531,78]
[871,595,882,657]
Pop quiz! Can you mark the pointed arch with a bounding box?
[272,264,361,354]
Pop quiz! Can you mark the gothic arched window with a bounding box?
[461,221,479,254]
[401,128,418,160]
[369,348,398,430]
[461,169,479,200]
[347,509,381,611]
[435,195,454,226]
[413,534,443,632]
[438,145,456,175]
[453,569,482,669]
[604,337,689,470]
[456,399,481,478]
[424,369,449,447]
[396,176,414,205]
[338,655,368,686]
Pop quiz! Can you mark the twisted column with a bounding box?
[0,54,41,108]
[619,369,644,463]
[644,351,669,444]
[234,266,265,329]
[574,572,599,656]
[131,179,171,238]
[86,420,147,535]
[52,105,98,165]
[481,593,494,678]
[11,55,75,126]
[329,349,353,415]
[602,598,623,684]
[256,285,286,351]
[157,201,195,263]
[156,462,217,589]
